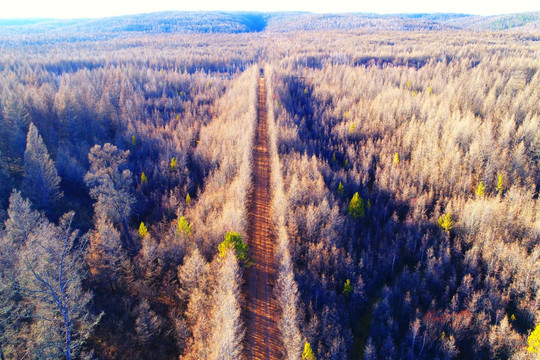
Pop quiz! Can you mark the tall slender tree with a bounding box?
[0,192,39,360]
[134,299,162,346]
[0,150,13,211]
[4,190,41,247]
[209,249,244,360]
[0,96,30,175]
[86,215,130,291]
[22,123,63,215]
[84,143,134,250]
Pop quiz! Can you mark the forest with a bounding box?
[0,12,539,360]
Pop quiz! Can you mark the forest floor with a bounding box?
[245,72,282,359]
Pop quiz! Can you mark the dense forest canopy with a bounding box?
[0,12,539,360]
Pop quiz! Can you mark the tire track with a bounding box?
[245,70,282,360]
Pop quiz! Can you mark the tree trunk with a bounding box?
[122,215,134,252]
[64,315,72,360]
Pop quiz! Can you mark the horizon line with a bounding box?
[2,10,540,21]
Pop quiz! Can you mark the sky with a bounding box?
[1,0,539,19]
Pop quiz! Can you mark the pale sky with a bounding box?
[1,0,539,19]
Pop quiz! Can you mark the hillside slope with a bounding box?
[2,11,540,38]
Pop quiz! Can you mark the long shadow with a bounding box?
[277,73,485,359]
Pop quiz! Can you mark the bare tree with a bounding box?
[0,150,13,213]
[84,143,135,250]
[0,95,30,174]
[177,248,208,302]
[0,190,42,359]
[18,212,101,359]
[22,123,63,216]
[209,249,244,360]
[86,215,130,291]
[4,190,41,247]
[134,299,163,345]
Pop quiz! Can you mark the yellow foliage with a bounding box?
[138,222,148,238]
[496,174,504,194]
[348,192,365,219]
[141,172,148,185]
[176,216,192,238]
[350,123,355,133]
[527,323,540,356]
[185,193,191,206]
[437,213,453,232]
[393,152,400,165]
[343,279,352,296]
[169,157,178,172]
[302,342,316,360]
[405,80,412,90]
[337,181,344,196]
[475,181,485,198]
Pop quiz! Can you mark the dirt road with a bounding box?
[245,71,282,360]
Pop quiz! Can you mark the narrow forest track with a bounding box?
[245,71,282,360]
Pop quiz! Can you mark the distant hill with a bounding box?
[444,12,540,31]
[1,11,540,38]
[265,13,458,32]
[0,11,268,36]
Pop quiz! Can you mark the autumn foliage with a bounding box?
[0,20,539,360]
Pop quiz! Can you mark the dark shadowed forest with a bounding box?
[0,12,539,360]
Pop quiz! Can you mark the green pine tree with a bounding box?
[169,157,178,172]
[141,172,148,185]
[337,181,344,196]
[348,192,365,219]
[343,279,352,296]
[218,231,249,264]
[176,216,192,238]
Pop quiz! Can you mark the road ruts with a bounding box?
[245,70,282,360]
